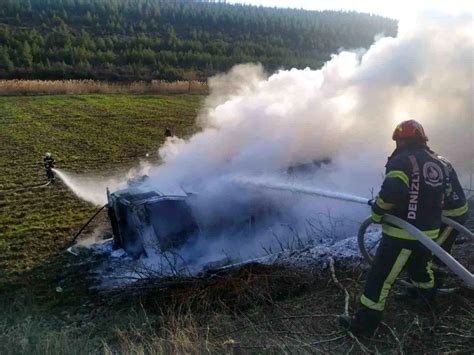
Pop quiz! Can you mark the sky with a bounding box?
[228,0,473,19]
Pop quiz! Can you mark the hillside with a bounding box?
[0,0,397,81]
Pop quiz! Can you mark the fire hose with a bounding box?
[244,180,474,289]
[358,215,474,289]
[0,181,52,195]
[65,203,108,255]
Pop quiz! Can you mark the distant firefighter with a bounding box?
[43,152,56,183]
[164,127,172,138]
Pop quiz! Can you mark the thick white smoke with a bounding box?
[134,12,473,265]
[147,12,472,199]
[60,12,473,269]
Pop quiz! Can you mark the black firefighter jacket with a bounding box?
[371,145,469,240]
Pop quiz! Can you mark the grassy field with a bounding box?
[0,94,202,276]
[0,93,472,354]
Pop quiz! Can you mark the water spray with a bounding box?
[52,168,124,206]
[240,178,473,238]
[237,178,371,205]
[239,178,473,288]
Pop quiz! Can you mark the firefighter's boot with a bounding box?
[338,308,382,337]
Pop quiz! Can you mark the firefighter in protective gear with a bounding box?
[43,152,56,183]
[339,120,467,336]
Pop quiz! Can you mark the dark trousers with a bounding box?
[46,169,55,182]
[360,234,435,312]
[435,215,468,260]
[437,223,459,254]
[433,221,465,286]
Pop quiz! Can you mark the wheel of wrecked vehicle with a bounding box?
[357,216,381,264]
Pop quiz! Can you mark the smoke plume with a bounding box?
[60,11,473,268]
[130,11,473,265]
[151,13,472,196]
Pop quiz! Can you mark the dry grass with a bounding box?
[101,261,474,353]
[0,260,472,354]
[0,79,209,96]
[105,310,214,354]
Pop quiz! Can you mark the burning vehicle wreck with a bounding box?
[70,163,379,290]
[105,176,281,263]
[107,188,198,259]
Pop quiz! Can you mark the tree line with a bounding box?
[0,0,398,81]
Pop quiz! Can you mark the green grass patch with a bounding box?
[0,93,203,276]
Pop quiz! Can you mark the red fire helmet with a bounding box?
[392,119,429,142]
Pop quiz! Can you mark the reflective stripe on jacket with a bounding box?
[371,145,450,238]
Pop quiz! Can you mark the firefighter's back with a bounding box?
[387,146,448,236]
